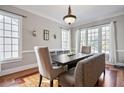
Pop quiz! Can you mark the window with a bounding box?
[101,25,112,61]
[80,24,112,61]
[87,28,99,53]
[61,29,70,49]
[0,11,22,63]
[80,29,86,49]
[101,25,111,54]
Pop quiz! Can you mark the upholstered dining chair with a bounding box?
[58,53,105,87]
[34,46,66,87]
[81,46,91,54]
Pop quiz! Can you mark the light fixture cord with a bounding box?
[68,5,71,15]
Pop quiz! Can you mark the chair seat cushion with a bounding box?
[59,68,75,87]
[52,63,62,69]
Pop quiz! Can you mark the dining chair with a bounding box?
[34,46,67,87]
[58,53,105,87]
[81,46,91,54]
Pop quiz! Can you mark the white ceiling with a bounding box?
[14,5,124,27]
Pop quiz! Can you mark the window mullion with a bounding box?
[98,26,102,53]
[86,29,88,46]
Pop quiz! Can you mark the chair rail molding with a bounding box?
[22,49,70,54]
[116,50,124,53]
[22,50,34,53]
[22,49,124,54]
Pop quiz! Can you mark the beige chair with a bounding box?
[58,53,105,87]
[34,46,66,87]
[81,46,91,54]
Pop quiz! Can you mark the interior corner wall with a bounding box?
[0,5,68,75]
[71,14,124,65]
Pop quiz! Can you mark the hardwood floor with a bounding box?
[0,68,38,87]
[0,65,124,87]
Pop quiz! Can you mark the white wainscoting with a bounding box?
[0,64,1,72]
[115,63,124,66]
[0,63,37,76]
[116,50,124,65]
[0,50,37,76]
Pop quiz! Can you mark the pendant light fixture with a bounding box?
[63,5,76,25]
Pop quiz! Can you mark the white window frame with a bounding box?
[80,24,112,61]
[0,10,22,64]
[87,27,99,53]
[61,28,71,50]
[101,24,112,54]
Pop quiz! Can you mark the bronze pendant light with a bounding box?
[63,5,76,25]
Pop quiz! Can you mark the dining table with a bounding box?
[52,53,94,68]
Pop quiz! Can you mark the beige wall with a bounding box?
[0,6,68,73]
[71,14,124,65]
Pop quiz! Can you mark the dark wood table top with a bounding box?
[52,53,94,65]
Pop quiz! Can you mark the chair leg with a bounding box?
[58,80,61,87]
[38,75,42,87]
[96,79,99,86]
[103,70,105,80]
[58,84,61,87]
[50,80,53,87]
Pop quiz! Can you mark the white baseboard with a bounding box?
[0,63,38,76]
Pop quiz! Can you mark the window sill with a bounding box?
[0,58,22,64]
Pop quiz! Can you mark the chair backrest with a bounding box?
[81,46,91,54]
[34,46,53,79]
[74,53,105,87]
